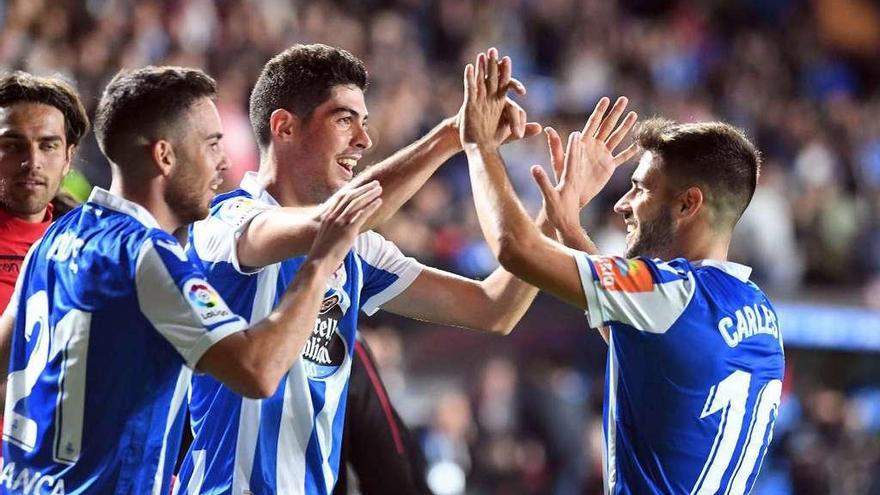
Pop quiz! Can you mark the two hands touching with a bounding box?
[459,48,640,242]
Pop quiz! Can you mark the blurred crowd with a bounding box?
[2,0,879,302]
[361,323,880,495]
[3,0,879,493]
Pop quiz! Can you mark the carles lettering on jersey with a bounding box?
[0,460,66,495]
[44,232,84,274]
[302,293,346,379]
[717,303,779,348]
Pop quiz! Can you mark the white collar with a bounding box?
[240,171,280,207]
[87,187,161,229]
[693,259,752,282]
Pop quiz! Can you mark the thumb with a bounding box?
[531,165,558,203]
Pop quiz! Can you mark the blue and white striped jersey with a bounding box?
[0,188,247,495]
[176,173,423,495]
[574,255,785,495]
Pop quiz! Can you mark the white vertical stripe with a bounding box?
[152,367,192,495]
[232,264,278,493]
[276,363,316,494]
[605,332,619,494]
[181,449,207,495]
[314,358,352,491]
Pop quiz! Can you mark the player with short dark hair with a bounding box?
[460,51,783,494]
[0,65,383,493]
[0,71,89,310]
[175,45,548,494]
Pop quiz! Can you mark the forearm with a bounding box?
[201,257,333,397]
[237,206,322,268]
[353,119,460,228]
[464,143,543,257]
[243,259,330,375]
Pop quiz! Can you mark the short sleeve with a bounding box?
[189,194,273,275]
[573,253,695,334]
[136,233,247,368]
[355,231,423,316]
[2,243,37,319]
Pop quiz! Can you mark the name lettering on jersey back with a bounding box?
[45,232,84,274]
[717,303,779,348]
[0,461,66,495]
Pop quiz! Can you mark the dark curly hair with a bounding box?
[249,44,368,149]
[0,71,89,147]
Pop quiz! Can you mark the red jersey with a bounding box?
[0,204,53,312]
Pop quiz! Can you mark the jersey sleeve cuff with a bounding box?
[361,261,424,316]
[573,252,608,329]
[182,317,248,370]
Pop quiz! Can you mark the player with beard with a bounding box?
[176,45,550,495]
[0,66,382,493]
[460,54,784,494]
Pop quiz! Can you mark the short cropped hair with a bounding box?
[634,118,761,226]
[0,71,89,147]
[249,44,367,148]
[94,66,216,165]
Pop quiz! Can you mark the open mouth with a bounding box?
[336,157,359,178]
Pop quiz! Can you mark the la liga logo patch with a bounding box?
[187,282,220,308]
[593,256,654,292]
[183,278,233,325]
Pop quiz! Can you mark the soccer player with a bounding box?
[175,44,548,494]
[0,66,382,494]
[460,51,785,494]
[0,72,89,312]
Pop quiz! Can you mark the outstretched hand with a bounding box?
[531,96,639,234]
[458,48,541,147]
[309,181,383,266]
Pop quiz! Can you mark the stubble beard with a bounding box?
[625,207,676,259]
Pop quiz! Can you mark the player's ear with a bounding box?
[151,139,176,177]
[675,186,703,220]
[270,109,299,145]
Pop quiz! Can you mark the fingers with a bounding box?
[594,96,629,142]
[486,48,499,96]
[613,141,640,167]
[523,122,543,138]
[531,165,560,203]
[464,63,476,103]
[498,56,512,95]
[545,127,565,182]
[581,97,610,137]
[606,111,638,151]
[563,131,582,183]
[332,181,381,219]
[475,53,486,98]
[348,198,383,227]
[506,77,527,96]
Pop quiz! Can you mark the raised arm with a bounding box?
[197,182,382,398]
[460,51,638,310]
[237,49,542,269]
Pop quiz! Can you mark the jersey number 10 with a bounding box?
[3,291,89,464]
[691,370,783,495]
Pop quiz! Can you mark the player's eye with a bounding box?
[0,141,21,152]
[337,116,352,128]
[40,142,60,151]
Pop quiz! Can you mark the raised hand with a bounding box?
[458,48,541,147]
[308,181,383,266]
[531,97,639,233]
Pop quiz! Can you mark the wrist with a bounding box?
[435,117,463,155]
[298,255,338,282]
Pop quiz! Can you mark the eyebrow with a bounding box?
[204,132,223,142]
[331,107,368,121]
[0,132,63,142]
